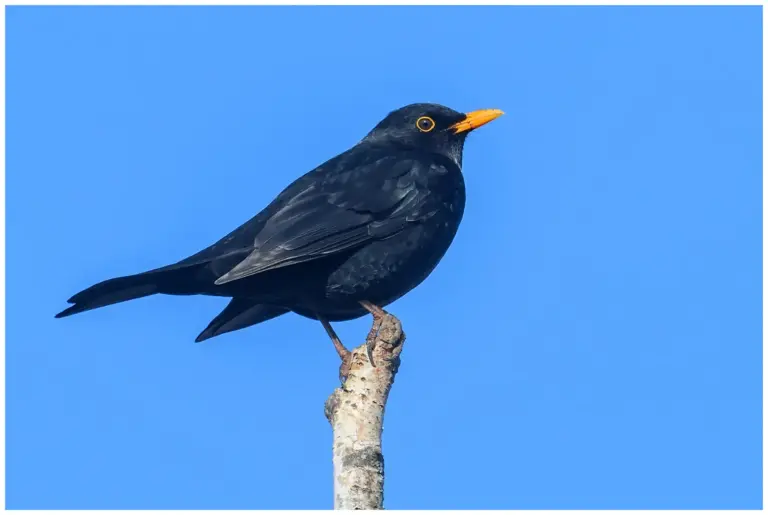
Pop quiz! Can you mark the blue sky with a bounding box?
[6,6,762,509]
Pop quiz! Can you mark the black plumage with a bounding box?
[56,103,502,359]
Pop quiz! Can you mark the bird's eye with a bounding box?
[416,116,436,133]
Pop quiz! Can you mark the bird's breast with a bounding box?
[324,197,465,305]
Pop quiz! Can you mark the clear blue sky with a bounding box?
[7,6,761,509]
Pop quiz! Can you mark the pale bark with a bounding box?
[324,314,405,510]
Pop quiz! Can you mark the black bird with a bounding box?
[56,103,503,372]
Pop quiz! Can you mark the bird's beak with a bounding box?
[451,109,505,134]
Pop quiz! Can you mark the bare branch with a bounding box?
[324,314,405,510]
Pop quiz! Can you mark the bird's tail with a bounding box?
[55,270,168,318]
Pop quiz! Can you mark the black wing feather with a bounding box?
[214,155,429,285]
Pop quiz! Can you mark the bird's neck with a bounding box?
[442,140,464,169]
[362,140,464,170]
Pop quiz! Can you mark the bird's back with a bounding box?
[171,142,426,272]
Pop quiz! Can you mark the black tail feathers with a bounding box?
[55,266,289,343]
[55,273,160,318]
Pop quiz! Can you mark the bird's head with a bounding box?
[362,103,504,165]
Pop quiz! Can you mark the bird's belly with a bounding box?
[323,221,458,308]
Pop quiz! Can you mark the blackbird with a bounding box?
[56,103,503,373]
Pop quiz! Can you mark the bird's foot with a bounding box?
[364,317,382,367]
[333,340,353,383]
[359,301,388,368]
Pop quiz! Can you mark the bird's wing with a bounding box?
[195,299,289,342]
[213,156,431,285]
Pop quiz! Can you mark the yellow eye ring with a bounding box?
[416,116,436,133]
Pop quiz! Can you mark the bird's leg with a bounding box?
[320,317,352,383]
[359,301,388,368]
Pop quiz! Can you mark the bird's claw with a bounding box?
[366,338,376,368]
[362,304,386,368]
[339,350,352,384]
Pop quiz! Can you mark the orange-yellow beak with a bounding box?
[450,109,504,134]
